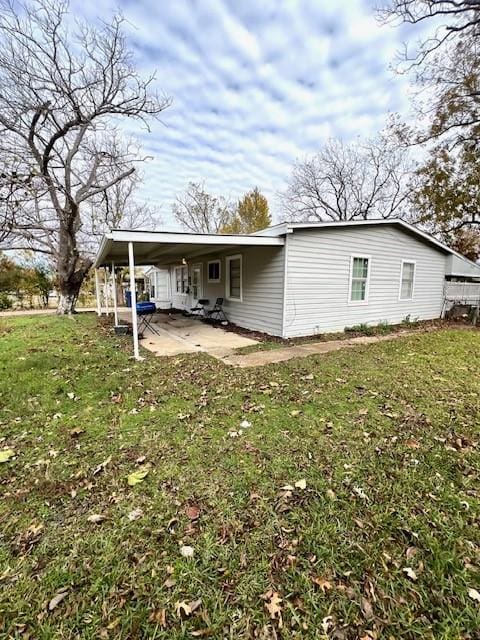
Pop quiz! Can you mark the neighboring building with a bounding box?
[144,266,171,309]
[95,219,480,338]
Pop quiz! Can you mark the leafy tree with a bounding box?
[0,0,170,314]
[220,188,271,234]
[280,135,412,221]
[413,144,480,259]
[172,182,232,233]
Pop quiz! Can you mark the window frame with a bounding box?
[207,259,221,283]
[348,254,371,306]
[226,254,243,302]
[399,259,416,301]
[174,265,188,294]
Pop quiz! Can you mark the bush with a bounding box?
[0,292,12,310]
[344,323,375,336]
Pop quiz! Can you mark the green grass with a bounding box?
[0,314,479,639]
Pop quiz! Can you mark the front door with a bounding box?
[191,264,203,306]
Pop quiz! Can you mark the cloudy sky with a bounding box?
[74,0,426,229]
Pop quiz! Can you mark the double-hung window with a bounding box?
[208,260,221,283]
[399,261,415,300]
[175,266,188,293]
[349,256,370,304]
[226,254,242,301]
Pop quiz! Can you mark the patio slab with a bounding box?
[118,311,258,357]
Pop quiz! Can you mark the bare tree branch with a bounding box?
[0,0,170,312]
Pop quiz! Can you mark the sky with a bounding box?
[73,0,427,229]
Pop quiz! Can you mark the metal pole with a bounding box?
[111,261,119,326]
[128,242,140,359]
[95,269,102,316]
[104,267,110,315]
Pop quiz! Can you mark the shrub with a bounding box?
[0,292,12,310]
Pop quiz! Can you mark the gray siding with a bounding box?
[284,226,447,338]
[167,246,285,336]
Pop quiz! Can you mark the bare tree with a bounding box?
[280,136,413,222]
[379,1,480,146]
[0,0,170,313]
[172,182,232,233]
[379,1,480,64]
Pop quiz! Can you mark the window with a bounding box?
[226,254,242,301]
[208,260,221,283]
[349,256,370,304]
[175,266,188,293]
[400,261,415,300]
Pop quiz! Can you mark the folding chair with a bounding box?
[136,301,161,336]
[206,297,227,322]
[190,298,209,317]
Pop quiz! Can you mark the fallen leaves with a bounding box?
[294,478,307,490]
[174,598,202,618]
[127,468,149,486]
[87,513,107,524]
[262,590,283,625]
[185,504,200,520]
[48,587,69,611]
[127,508,144,521]
[468,588,480,603]
[93,455,112,476]
[0,448,15,463]
[311,576,332,593]
[402,567,417,581]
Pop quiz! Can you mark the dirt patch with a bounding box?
[223,318,475,346]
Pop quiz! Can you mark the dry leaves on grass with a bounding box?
[402,567,417,581]
[262,590,283,627]
[48,587,69,611]
[0,449,15,463]
[174,598,202,618]
[180,545,195,558]
[468,588,480,603]
[185,504,201,520]
[127,468,149,486]
[87,513,107,524]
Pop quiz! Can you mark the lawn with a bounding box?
[0,314,479,639]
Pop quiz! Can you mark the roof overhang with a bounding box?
[94,229,285,268]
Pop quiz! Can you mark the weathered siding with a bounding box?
[167,246,285,336]
[284,226,447,338]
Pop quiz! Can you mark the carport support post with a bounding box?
[95,269,102,316]
[104,267,110,315]
[128,242,140,359]
[111,261,118,326]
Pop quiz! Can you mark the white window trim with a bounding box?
[207,259,221,283]
[226,254,243,302]
[399,259,416,301]
[174,265,188,294]
[348,254,371,306]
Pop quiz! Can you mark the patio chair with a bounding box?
[206,297,227,323]
[190,298,209,317]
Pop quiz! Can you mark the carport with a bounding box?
[93,229,284,359]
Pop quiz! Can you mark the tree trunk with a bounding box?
[56,213,92,315]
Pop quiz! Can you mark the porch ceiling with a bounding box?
[94,229,285,267]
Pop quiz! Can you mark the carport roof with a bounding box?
[94,229,285,267]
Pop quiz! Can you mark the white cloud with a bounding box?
[69,0,427,228]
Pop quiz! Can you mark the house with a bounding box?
[94,219,480,357]
[143,266,171,309]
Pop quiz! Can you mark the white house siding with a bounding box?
[283,225,447,338]
[168,246,285,336]
[147,267,171,308]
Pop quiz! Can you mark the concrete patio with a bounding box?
[118,311,258,358]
